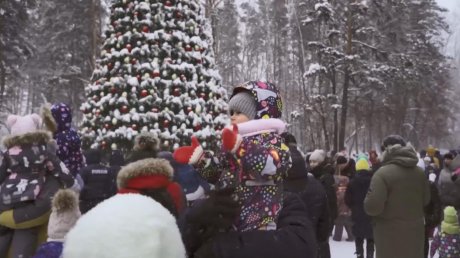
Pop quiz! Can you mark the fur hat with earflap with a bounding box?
[117,158,185,217]
[126,132,160,163]
[47,189,81,241]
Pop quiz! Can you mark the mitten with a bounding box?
[222,125,243,153]
[173,136,204,165]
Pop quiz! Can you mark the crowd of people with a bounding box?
[0,81,459,258]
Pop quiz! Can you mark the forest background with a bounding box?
[1,0,459,153]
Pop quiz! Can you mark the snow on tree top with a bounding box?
[304,63,326,77]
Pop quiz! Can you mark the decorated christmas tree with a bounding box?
[80,0,229,151]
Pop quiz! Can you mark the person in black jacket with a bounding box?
[345,158,374,258]
[109,149,125,177]
[309,149,337,258]
[424,172,442,258]
[186,192,317,258]
[79,149,118,213]
[283,133,330,257]
[125,132,159,163]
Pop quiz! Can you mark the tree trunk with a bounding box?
[0,60,5,112]
[338,3,354,150]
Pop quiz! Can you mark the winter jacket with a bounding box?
[79,164,117,213]
[430,232,460,258]
[344,170,373,239]
[49,103,85,176]
[364,145,430,258]
[311,161,338,228]
[335,175,350,216]
[438,156,460,209]
[425,181,443,228]
[159,152,210,202]
[204,193,317,258]
[196,81,291,232]
[0,132,58,210]
[284,145,330,243]
[340,159,356,179]
[0,131,74,257]
[33,241,63,258]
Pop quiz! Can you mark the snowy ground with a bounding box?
[330,232,440,258]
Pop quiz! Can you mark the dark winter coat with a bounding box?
[364,145,431,258]
[284,145,330,243]
[438,156,460,209]
[204,193,317,258]
[425,181,442,228]
[0,131,74,257]
[79,150,117,213]
[340,159,356,179]
[311,161,338,227]
[49,103,85,176]
[344,170,373,239]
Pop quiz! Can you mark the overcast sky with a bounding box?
[437,0,458,11]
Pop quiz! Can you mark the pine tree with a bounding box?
[215,0,242,89]
[80,0,228,151]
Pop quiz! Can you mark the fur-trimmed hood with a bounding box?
[62,194,186,258]
[2,130,52,148]
[41,103,58,133]
[117,158,173,189]
[134,132,159,152]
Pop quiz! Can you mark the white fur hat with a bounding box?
[309,149,326,163]
[48,189,81,241]
[63,194,185,258]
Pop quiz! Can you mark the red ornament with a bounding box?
[101,141,107,149]
[151,107,159,113]
[180,74,186,81]
[137,75,142,81]
[134,11,139,17]
[104,123,110,129]
[163,120,170,127]
[116,32,122,37]
[131,58,137,64]
[95,109,100,116]
[132,124,138,130]
[142,25,149,32]
[194,124,202,131]
[140,89,149,97]
[121,105,129,113]
[173,88,181,96]
[152,70,160,78]
[110,87,117,94]
[126,44,132,52]
[107,63,113,70]
[200,92,206,98]
[185,45,192,51]
[93,95,99,101]
[165,1,172,7]
[187,106,192,113]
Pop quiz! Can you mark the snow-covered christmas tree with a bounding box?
[80,0,229,151]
